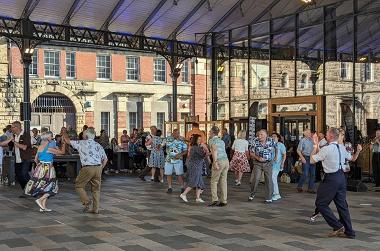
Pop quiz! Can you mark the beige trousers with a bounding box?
[75,166,102,211]
[210,159,229,203]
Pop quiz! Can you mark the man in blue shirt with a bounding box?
[297,129,316,193]
[162,129,187,194]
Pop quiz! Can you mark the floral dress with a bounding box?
[186,145,206,189]
[25,144,58,197]
[148,136,165,168]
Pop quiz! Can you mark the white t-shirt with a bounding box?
[232,139,249,153]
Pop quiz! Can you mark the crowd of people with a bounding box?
[1,120,380,239]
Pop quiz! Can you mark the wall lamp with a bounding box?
[175,63,183,70]
[24,48,34,54]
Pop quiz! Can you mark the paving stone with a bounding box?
[1,174,380,251]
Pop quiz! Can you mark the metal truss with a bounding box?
[0,16,207,59]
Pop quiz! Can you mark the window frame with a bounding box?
[44,50,60,78]
[96,54,111,80]
[126,56,140,81]
[66,51,76,79]
[100,112,110,136]
[181,61,189,83]
[363,63,374,82]
[29,49,38,77]
[153,58,166,83]
[129,112,138,133]
[340,62,350,80]
[157,112,165,130]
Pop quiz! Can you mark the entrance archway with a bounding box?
[31,93,76,133]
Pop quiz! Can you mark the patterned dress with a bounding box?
[186,145,206,189]
[25,144,58,197]
[148,136,165,168]
[230,139,251,173]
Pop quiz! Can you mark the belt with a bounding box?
[83,164,101,167]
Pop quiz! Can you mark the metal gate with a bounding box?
[31,93,76,133]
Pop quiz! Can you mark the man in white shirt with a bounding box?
[310,127,362,239]
[63,127,107,214]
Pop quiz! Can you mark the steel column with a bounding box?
[269,19,273,98]
[294,13,299,97]
[228,30,232,120]
[247,25,251,107]
[211,33,218,121]
[352,0,358,145]
[22,54,32,133]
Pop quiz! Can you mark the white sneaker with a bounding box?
[196,198,205,203]
[115,170,119,174]
[44,208,52,212]
[272,194,282,201]
[265,199,273,203]
[248,194,255,201]
[235,181,241,186]
[179,194,188,202]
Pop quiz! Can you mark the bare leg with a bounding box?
[160,168,164,182]
[167,175,173,188]
[40,194,49,209]
[182,187,192,196]
[238,171,243,183]
[196,188,202,199]
[177,175,184,188]
[151,167,156,180]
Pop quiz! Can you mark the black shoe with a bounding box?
[181,188,185,194]
[167,188,173,194]
[139,176,146,181]
[208,201,219,207]
[218,202,227,207]
[19,194,27,198]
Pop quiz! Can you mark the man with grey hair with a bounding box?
[311,127,362,239]
[208,126,229,207]
[63,127,108,214]
[249,129,276,203]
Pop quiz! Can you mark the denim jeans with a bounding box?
[15,160,30,190]
[297,156,316,190]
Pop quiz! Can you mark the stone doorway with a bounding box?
[31,93,76,134]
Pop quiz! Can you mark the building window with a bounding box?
[362,63,374,82]
[29,50,38,76]
[129,112,138,132]
[217,71,225,86]
[126,56,139,81]
[154,58,166,82]
[100,112,110,136]
[157,112,165,130]
[259,77,268,88]
[281,72,288,88]
[181,61,189,83]
[96,54,111,79]
[299,73,308,88]
[340,62,350,80]
[66,51,76,78]
[217,104,226,120]
[44,50,60,77]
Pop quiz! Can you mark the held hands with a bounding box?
[301,157,307,164]
[312,133,319,146]
[356,144,363,152]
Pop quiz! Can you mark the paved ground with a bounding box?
[0,174,380,251]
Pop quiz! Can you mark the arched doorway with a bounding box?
[31,93,76,133]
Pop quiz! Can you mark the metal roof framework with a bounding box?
[0,0,379,127]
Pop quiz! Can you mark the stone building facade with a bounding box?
[0,38,206,138]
